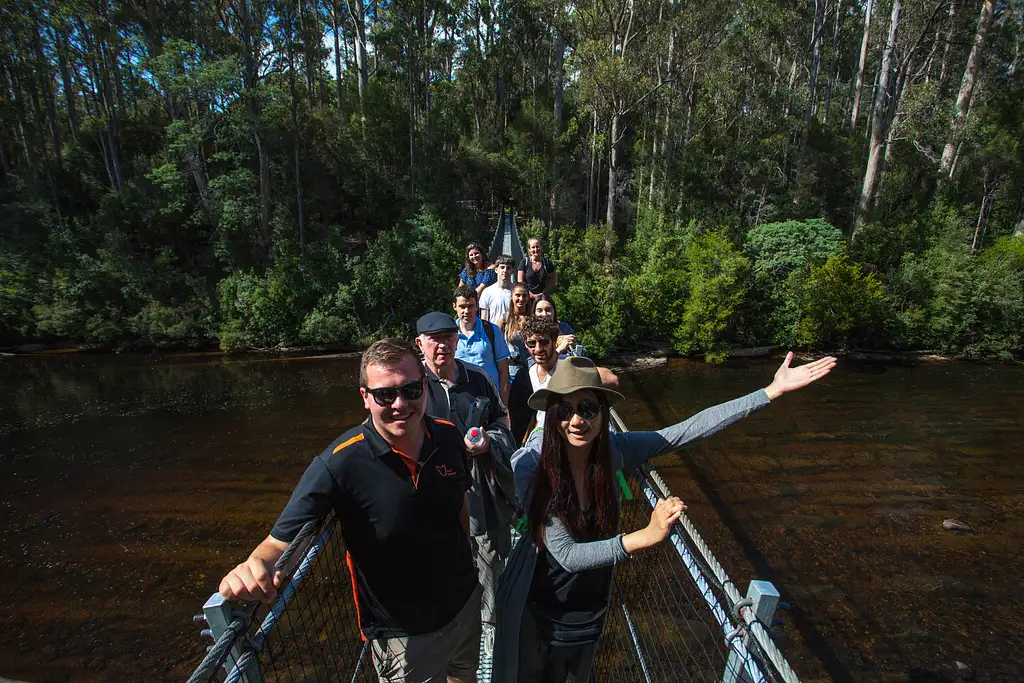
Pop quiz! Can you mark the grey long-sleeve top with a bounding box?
[512,389,772,571]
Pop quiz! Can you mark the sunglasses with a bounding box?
[556,399,601,421]
[525,338,552,349]
[363,380,424,406]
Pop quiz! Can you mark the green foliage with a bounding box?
[789,253,889,348]
[674,231,749,362]
[745,219,844,277]
[892,240,1024,357]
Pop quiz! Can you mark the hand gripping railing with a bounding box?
[600,407,801,683]
[188,515,373,683]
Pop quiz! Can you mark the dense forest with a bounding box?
[0,0,1022,358]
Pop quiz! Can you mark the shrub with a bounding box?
[674,230,748,362]
[892,239,1024,356]
[789,252,889,348]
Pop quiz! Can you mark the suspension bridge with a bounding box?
[186,210,801,683]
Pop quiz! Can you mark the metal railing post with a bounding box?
[722,581,780,683]
[202,593,264,683]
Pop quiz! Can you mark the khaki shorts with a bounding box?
[371,583,482,682]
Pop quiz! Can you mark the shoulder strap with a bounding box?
[483,319,498,364]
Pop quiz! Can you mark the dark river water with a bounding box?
[0,353,1021,682]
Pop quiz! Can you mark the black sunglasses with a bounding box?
[556,399,601,421]
[525,338,552,348]
[363,380,424,407]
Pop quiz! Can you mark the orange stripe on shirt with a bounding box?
[434,418,455,427]
[332,433,365,454]
[346,552,367,642]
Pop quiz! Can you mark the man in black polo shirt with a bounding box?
[415,312,517,656]
[218,339,482,683]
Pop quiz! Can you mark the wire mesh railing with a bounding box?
[189,410,802,683]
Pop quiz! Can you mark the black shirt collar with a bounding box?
[360,415,435,458]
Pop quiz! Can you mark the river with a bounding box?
[0,353,1020,682]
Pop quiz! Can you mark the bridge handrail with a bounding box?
[609,406,801,683]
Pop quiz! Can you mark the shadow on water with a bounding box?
[627,371,857,683]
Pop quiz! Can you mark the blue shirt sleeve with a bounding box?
[459,267,471,286]
[480,268,497,286]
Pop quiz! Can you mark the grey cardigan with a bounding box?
[491,389,771,683]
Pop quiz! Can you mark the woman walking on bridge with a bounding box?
[493,353,836,683]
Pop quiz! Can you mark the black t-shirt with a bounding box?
[270,416,478,638]
[518,257,555,294]
[530,511,612,645]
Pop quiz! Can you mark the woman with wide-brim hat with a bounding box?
[492,353,836,683]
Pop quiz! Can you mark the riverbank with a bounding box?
[4,338,1018,367]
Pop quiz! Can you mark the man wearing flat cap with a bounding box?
[416,312,518,657]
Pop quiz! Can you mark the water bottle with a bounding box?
[466,427,484,446]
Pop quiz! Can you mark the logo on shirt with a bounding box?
[435,464,458,477]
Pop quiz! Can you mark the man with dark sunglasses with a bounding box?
[217,339,482,683]
[508,317,619,444]
[416,311,517,657]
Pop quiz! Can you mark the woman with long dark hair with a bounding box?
[457,242,497,296]
[493,353,837,682]
[502,282,532,381]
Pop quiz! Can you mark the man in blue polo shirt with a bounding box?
[453,284,510,406]
[218,339,482,683]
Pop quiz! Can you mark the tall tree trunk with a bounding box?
[938,0,994,179]
[331,1,344,108]
[854,0,902,236]
[56,32,80,137]
[36,34,62,167]
[823,0,844,123]
[407,45,415,189]
[606,111,619,232]
[586,110,597,226]
[553,30,564,133]
[938,0,957,91]
[805,0,826,135]
[354,0,369,103]
[850,0,873,130]
[286,4,306,254]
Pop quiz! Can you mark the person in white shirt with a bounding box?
[508,316,618,443]
[479,255,515,327]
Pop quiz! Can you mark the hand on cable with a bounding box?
[219,556,283,603]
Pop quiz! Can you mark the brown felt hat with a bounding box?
[527,356,625,411]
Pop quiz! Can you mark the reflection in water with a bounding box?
[0,355,1021,682]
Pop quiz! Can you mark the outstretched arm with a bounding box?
[615,352,836,472]
[763,352,835,400]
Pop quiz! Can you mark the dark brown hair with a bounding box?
[463,242,490,279]
[526,392,618,544]
[520,315,559,344]
[359,338,424,387]
[530,294,559,323]
[452,283,479,303]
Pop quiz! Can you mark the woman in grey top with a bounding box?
[492,353,836,683]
